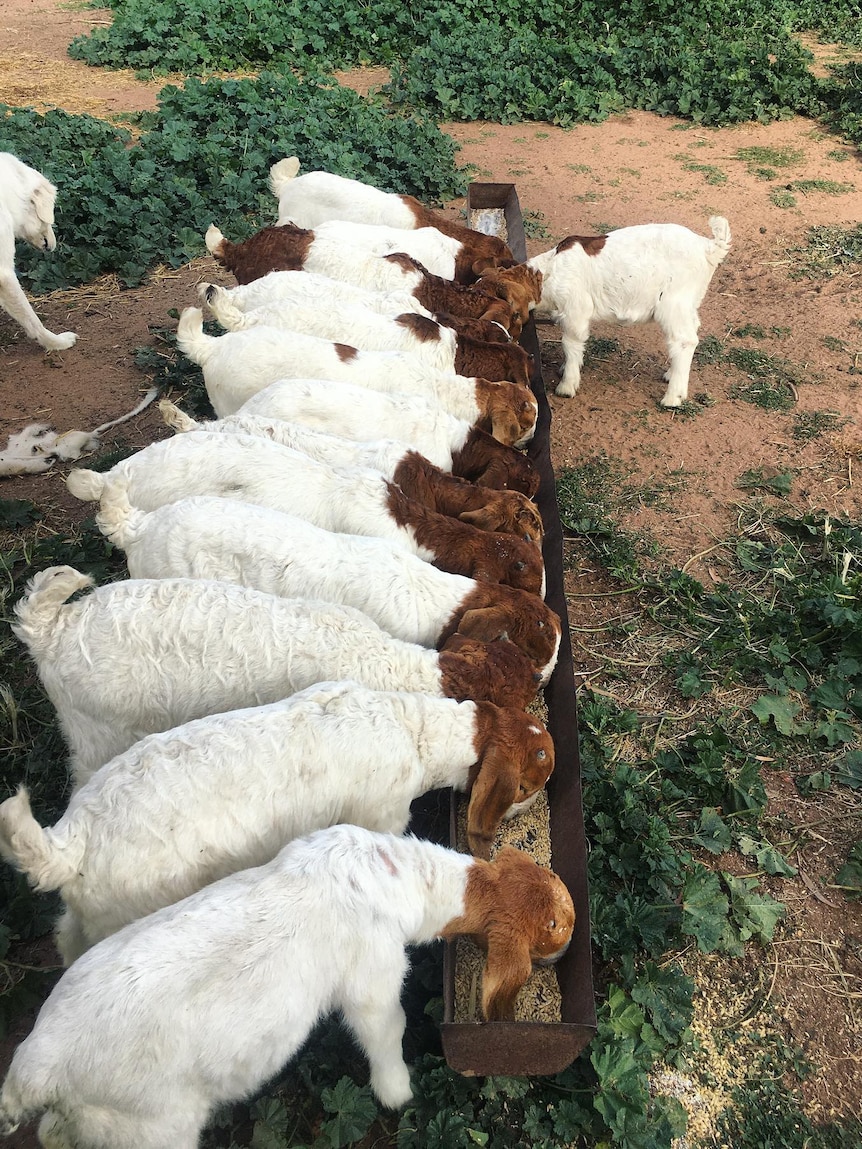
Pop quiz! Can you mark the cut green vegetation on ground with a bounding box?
[2,78,463,291]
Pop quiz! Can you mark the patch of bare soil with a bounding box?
[1,0,861,1141]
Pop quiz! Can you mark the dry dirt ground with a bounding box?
[1,0,862,1143]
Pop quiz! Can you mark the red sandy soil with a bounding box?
[1,2,861,1141]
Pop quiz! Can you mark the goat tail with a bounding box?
[11,565,93,656]
[196,279,241,314]
[95,477,146,551]
[0,1061,55,1136]
[158,398,200,433]
[0,1092,23,1137]
[0,789,79,894]
[200,284,246,331]
[175,307,213,366]
[707,216,732,265]
[205,223,226,256]
[66,467,106,502]
[269,156,301,198]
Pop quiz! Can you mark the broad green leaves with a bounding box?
[66,0,844,128]
[751,693,803,735]
[681,867,728,952]
[4,79,464,294]
[318,1079,377,1148]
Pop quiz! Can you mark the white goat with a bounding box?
[268,158,513,273]
[527,216,731,406]
[176,307,533,437]
[13,567,543,786]
[94,490,560,674]
[202,252,532,340]
[0,825,575,1148]
[0,681,555,962]
[67,429,431,529]
[157,400,541,497]
[159,399,417,474]
[0,152,76,351]
[234,377,534,454]
[270,156,441,229]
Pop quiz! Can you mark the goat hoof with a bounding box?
[42,332,77,351]
[554,381,578,399]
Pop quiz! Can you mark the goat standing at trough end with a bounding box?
[13,567,546,786]
[67,434,545,591]
[0,825,574,1149]
[0,680,555,963]
[94,492,559,670]
[527,216,731,405]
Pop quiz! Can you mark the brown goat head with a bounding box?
[458,490,543,547]
[438,633,542,711]
[440,847,574,1019]
[463,704,554,859]
[454,599,560,673]
[475,264,544,331]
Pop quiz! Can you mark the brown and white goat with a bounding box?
[207,217,510,289]
[13,567,547,787]
[527,217,732,405]
[0,684,556,967]
[392,452,542,547]
[160,399,541,500]
[380,253,543,342]
[67,434,547,595]
[269,157,515,278]
[177,306,535,426]
[93,492,558,670]
[0,826,573,1148]
[205,255,530,338]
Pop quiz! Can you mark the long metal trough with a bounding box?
[438,183,596,1076]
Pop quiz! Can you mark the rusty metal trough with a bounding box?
[436,183,596,1076]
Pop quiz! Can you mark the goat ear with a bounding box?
[456,606,509,644]
[482,928,533,1021]
[458,506,500,531]
[479,300,514,329]
[30,181,56,226]
[466,747,520,860]
[489,411,521,446]
[473,457,506,490]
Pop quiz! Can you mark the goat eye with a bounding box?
[514,560,526,571]
[537,749,546,760]
[538,620,545,628]
[549,920,556,930]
